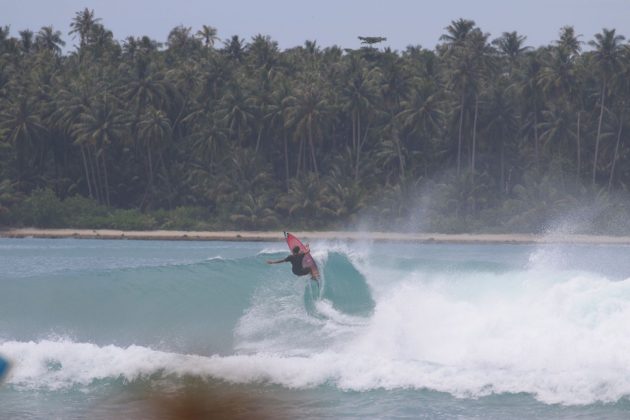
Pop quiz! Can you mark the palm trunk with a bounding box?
[593,80,607,184]
[171,98,188,135]
[534,105,539,166]
[147,144,154,189]
[143,144,154,208]
[470,95,479,214]
[255,126,263,154]
[394,124,405,180]
[471,95,479,179]
[351,111,357,155]
[140,144,153,210]
[576,111,581,182]
[308,117,319,179]
[457,90,465,177]
[101,152,110,206]
[88,146,102,204]
[500,139,505,194]
[80,145,93,199]
[608,110,624,192]
[283,129,289,191]
[158,153,173,209]
[355,111,361,180]
[356,121,371,181]
[296,137,303,176]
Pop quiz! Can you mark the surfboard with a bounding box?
[284,232,320,282]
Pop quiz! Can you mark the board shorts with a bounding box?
[292,267,311,276]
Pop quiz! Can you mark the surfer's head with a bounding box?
[292,246,300,254]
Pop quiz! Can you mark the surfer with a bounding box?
[267,245,316,278]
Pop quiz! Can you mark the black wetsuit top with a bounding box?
[284,253,310,276]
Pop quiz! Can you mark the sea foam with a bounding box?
[3,242,630,406]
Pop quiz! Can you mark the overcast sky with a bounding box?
[4,0,630,51]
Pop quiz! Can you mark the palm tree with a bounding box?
[517,50,545,164]
[277,174,334,223]
[0,97,47,182]
[557,26,581,57]
[540,26,583,178]
[247,34,279,70]
[493,31,529,76]
[219,83,255,147]
[557,26,583,180]
[230,193,278,229]
[608,52,630,191]
[378,49,410,111]
[34,26,65,55]
[607,108,625,192]
[397,86,442,176]
[51,76,99,198]
[121,58,170,119]
[285,81,330,179]
[0,26,10,49]
[85,23,115,58]
[223,35,246,61]
[465,29,495,177]
[439,18,476,47]
[266,77,292,188]
[537,105,572,161]
[441,21,488,176]
[196,25,219,48]
[165,59,201,135]
[71,99,126,205]
[69,8,100,50]
[18,30,34,54]
[138,107,172,195]
[484,78,518,193]
[589,28,625,183]
[325,177,367,223]
[166,25,201,55]
[248,68,276,154]
[340,56,380,180]
[374,125,405,182]
[122,35,160,59]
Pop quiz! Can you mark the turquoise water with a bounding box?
[2,238,630,419]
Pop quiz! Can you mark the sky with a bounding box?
[3,0,630,52]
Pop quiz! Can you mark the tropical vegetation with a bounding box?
[2,11,630,234]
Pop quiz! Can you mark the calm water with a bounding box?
[1,237,630,419]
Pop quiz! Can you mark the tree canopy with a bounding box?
[2,11,630,233]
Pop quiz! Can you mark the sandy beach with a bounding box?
[2,228,630,244]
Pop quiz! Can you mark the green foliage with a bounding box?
[154,206,213,230]
[105,209,157,231]
[58,195,109,228]
[3,15,630,234]
[0,180,23,225]
[14,188,65,227]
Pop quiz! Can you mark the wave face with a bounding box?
[2,238,630,415]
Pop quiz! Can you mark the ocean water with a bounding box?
[1,237,630,419]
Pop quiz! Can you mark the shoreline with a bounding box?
[2,228,630,245]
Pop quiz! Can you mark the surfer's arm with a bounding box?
[267,257,288,264]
